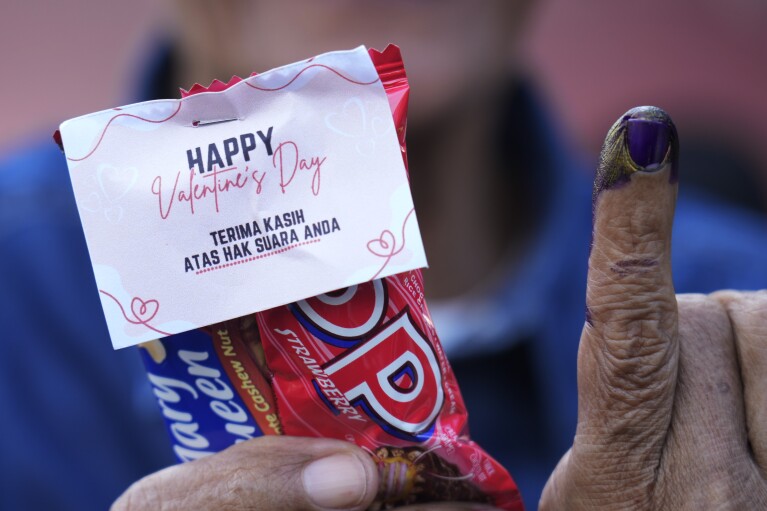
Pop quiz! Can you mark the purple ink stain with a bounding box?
[627,118,670,169]
[588,106,679,254]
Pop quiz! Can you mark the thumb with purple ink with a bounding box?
[541,106,680,509]
[582,106,680,449]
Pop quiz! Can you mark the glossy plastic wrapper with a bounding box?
[139,45,523,510]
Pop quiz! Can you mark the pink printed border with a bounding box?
[67,103,183,162]
[67,63,379,163]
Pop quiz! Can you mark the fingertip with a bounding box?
[302,449,378,510]
[624,106,676,172]
[227,436,378,510]
[627,118,669,169]
[593,106,678,202]
[588,107,679,296]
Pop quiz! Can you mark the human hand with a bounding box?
[111,436,501,510]
[540,107,767,509]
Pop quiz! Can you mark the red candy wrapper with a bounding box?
[257,272,522,508]
[137,46,523,510]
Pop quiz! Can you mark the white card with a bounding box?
[60,46,427,349]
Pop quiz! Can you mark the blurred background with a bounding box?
[1,0,766,214]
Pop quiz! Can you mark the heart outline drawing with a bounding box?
[131,297,160,323]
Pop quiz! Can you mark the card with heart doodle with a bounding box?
[58,46,427,350]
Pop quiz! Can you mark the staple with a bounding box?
[190,117,240,127]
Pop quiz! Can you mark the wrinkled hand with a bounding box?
[541,107,767,509]
[111,436,499,511]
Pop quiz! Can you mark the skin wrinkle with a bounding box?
[589,286,674,317]
[590,224,667,259]
[595,356,669,408]
[565,449,646,507]
[226,465,267,509]
[585,356,673,435]
[583,324,676,426]
[595,314,675,386]
[584,432,667,472]
[608,332,674,371]
[589,285,673,304]
[599,357,673,404]
[590,254,670,295]
[207,458,248,509]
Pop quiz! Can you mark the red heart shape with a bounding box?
[367,230,396,257]
[131,297,160,323]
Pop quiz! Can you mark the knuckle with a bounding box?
[715,290,767,333]
[678,293,732,340]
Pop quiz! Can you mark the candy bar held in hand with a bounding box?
[59,44,524,510]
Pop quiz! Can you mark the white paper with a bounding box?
[60,46,427,349]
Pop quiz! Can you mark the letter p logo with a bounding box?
[323,309,444,439]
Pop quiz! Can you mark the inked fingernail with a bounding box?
[627,118,670,169]
[593,106,678,203]
[303,454,368,509]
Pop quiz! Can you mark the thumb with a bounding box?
[542,106,680,509]
[112,436,379,511]
[581,107,679,472]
